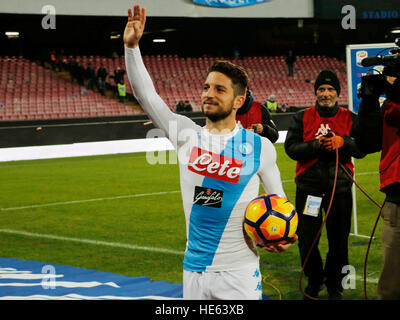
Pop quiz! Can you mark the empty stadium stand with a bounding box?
[0,56,140,121]
[0,54,348,121]
[68,54,348,111]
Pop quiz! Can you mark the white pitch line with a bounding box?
[0,190,180,212]
[263,263,379,284]
[0,229,184,256]
[0,229,379,284]
[356,171,379,176]
[0,172,379,212]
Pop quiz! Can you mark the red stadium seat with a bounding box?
[0,54,349,121]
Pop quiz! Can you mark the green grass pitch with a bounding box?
[0,145,385,300]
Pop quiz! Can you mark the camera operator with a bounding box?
[356,65,400,300]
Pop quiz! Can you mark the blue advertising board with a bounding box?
[346,43,395,112]
[345,43,396,240]
[0,257,270,300]
[192,0,270,8]
[0,257,183,299]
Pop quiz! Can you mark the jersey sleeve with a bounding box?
[124,46,199,147]
[258,137,286,198]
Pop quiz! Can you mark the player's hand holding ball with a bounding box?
[243,194,298,253]
[262,235,298,253]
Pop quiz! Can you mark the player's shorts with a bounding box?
[183,264,262,300]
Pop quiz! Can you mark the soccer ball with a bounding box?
[243,193,298,247]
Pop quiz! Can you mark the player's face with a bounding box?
[201,71,241,122]
[316,84,338,107]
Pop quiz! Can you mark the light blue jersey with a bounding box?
[183,128,262,271]
[125,46,286,272]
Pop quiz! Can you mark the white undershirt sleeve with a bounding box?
[258,138,286,198]
[124,46,198,146]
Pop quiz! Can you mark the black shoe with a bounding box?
[328,288,343,300]
[303,284,324,300]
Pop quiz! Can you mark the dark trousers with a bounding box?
[296,188,353,291]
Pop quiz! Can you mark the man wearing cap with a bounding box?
[284,70,365,299]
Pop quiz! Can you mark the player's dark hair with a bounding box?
[207,60,248,96]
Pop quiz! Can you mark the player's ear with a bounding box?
[233,94,246,111]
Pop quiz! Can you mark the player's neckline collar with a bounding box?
[202,124,239,138]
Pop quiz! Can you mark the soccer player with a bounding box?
[123,4,296,300]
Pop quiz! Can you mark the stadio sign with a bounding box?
[315,0,399,19]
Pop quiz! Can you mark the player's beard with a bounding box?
[201,99,234,123]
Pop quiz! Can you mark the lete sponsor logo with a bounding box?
[188,147,243,183]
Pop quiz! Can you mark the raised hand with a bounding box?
[123,4,146,49]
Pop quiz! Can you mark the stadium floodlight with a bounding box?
[160,28,176,33]
[5,31,19,38]
[153,39,166,43]
[110,31,121,40]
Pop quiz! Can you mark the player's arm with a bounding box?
[123,4,195,139]
[257,138,297,253]
[258,138,285,198]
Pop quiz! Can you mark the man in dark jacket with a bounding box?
[356,69,400,300]
[286,50,296,77]
[285,70,365,300]
[86,63,96,91]
[236,89,279,143]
